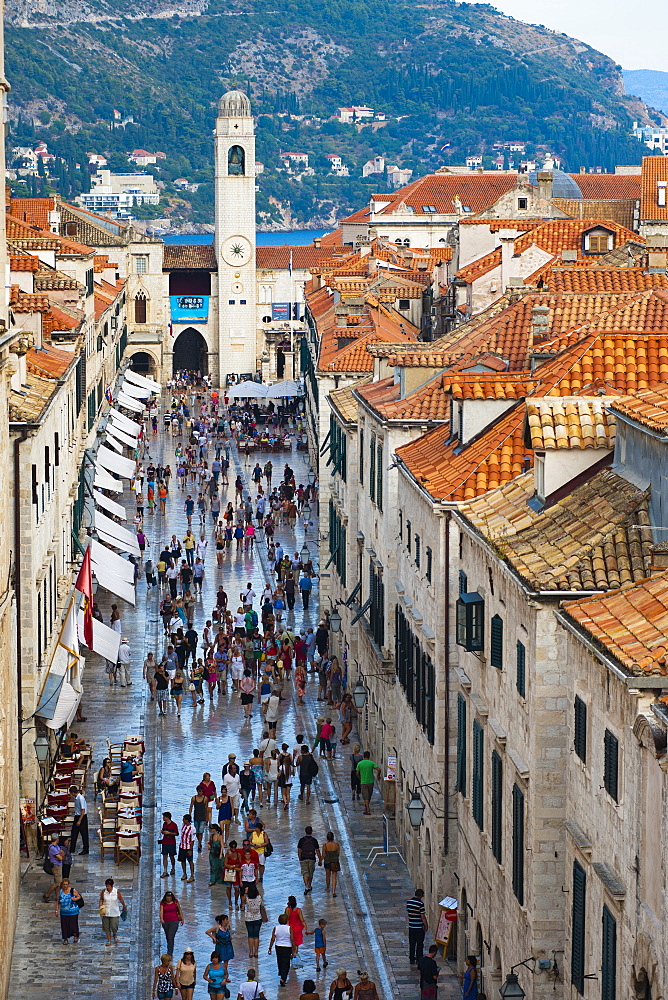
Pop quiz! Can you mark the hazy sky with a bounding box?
[488,1,668,72]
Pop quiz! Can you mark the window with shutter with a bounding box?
[512,783,524,904]
[491,750,502,863]
[571,860,586,994]
[472,720,484,829]
[601,906,617,1000]
[369,435,376,502]
[516,640,526,698]
[406,521,412,553]
[415,534,420,567]
[604,729,619,801]
[426,546,432,582]
[376,442,383,510]
[359,429,364,486]
[459,570,468,594]
[456,694,467,795]
[574,696,587,763]
[490,615,504,669]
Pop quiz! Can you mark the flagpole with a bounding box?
[289,250,294,375]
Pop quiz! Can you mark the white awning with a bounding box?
[120,380,151,399]
[93,490,127,521]
[45,682,82,731]
[125,368,161,392]
[117,392,145,413]
[96,445,136,479]
[94,467,123,493]
[107,423,138,448]
[265,379,303,397]
[103,431,123,453]
[92,561,136,605]
[109,408,141,435]
[95,527,140,556]
[77,610,121,662]
[91,538,135,585]
[94,510,141,555]
[226,382,268,398]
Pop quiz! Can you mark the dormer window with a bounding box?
[456,592,485,652]
[534,451,545,499]
[517,197,528,210]
[583,226,614,255]
[398,299,410,310]
[659,181,667,208]
[421,205,437,213]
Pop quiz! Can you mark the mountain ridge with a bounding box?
[4,0,662,228]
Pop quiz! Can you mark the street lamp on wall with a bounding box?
[329,608,342,632]
[34,735,50,766]
[307,471,316,485]
[499,974,525,1000]
[406,791,425,829]
[352,680,367,711]
[300,543,310,563]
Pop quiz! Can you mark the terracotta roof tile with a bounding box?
[562,572,668,675]
[10,372,59,422]
[609,385,668,434]
[163,244,217,270]
[552,198,637,230]
[526,397,617,450]
[10,254,40,273]
[256,245,352,270]
[328,375,372,423]
[10,286,50,312]
[542,268,668,294]
[569,173,641,200]
[641,156,668,222]
[26,344,75,378]
[458,470,538,537]
[321,228,344,245]
[9,197,56,230]
[362,172,519,217]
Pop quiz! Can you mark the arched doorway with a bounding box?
[172,328,208,376]
[129,351,156,376]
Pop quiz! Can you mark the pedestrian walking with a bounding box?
[349,745,363,801]
[176,949,198,1000]
[306,919,328,971]
[55,877,82,944]
[238,968,267,1000]
[420,945,441,1000]
[206,913,234,980]
[69,784,89,855]
[297,746,319,804]
[300,978,321,1000]
[117,636,132,688]
[240,669,255,721]
[155,663,170,715]
[353,972,379,1000]
[299,573,313,609]
[243,885,267,959]
[204,951,229,1000]
[153,954,177,1000]
[209,824,225,885]
[190,785,211,852]
[322,832,341,896]
[265,689,280,737]
[159,811,179,876]
[297,826,322,895]
[99,877,127,946]
[356,752,380,815]
[42,834,64,901]
[328,970,353,1000]
[462,955,478,1000]
[268,914,294,988]
[406,888,428,964]
[223,840,242,907]
[159,891,184,955]
[179,814,195,881]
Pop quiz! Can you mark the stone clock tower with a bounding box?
[214,90,257,381]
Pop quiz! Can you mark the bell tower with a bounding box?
[214,90,257,381]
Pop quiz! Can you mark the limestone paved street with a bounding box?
[10,394,460,1000]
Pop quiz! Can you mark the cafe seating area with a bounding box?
[39,738,93,845]
[98,735,145,865]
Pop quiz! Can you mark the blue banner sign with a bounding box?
[170,295,209,323]
[272,302,291,321]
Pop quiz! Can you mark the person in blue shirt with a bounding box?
[462,955,477,1000]
[299,574,313,610]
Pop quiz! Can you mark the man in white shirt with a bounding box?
[259,731,276,758]
[223,764,241,821]
[237,971,266,1000]
[197,535,208,561]
[242,583,257,608]
[117,637,132,687]
[70,784,89,854]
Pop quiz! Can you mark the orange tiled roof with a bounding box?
[256,245,351,270]
[163,244,217,270]
[324,326,417,373]
[10,253,40,273]
[10,286,49,312]
[329,375,372,423]
[525,397,616,450]
[541,268,668,294]
[48,303,83,332]
[10,197,56,230]
[352,172,519,218]
[26,344,75,378]
[321,228,344,245]
[608,385,668,434]
[459,219,546,232]
[569,173,641,200]
[397,405,528,501]
[562,572,668,675]
[641,156,668,222]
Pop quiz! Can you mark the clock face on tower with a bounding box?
[221,235,252,267]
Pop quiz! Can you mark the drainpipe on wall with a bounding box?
[443,508,451,856]
[14,428,29,771]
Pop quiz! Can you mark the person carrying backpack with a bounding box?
[297,746,319,805]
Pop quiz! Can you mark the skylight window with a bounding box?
[421,205,437,213]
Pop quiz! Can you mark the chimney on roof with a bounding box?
[531,304,550,345]
[537,171,553,203]
[498,231,516,291]
[658,181,667,208]
[313,237,322,248]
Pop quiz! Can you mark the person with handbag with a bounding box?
[176,949,197,1000]
[268,914,295,988]
[55,877,82,944]
[223,840,242,907]
[420,945,442,1000]
[237,968,267,1000]
[206,913,234,982]
[328,970,353,1000]
[42,834,64,902]
[353,972,379,1000]
[99,877,127,946]
[242,884,267,959]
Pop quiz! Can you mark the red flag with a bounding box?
[75,544,94,649]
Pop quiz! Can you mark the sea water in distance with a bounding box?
[161,230,330,246]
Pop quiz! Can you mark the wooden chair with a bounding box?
[99,827,116,862]
[101,792,118,820]
[98,808,117,837]
[116,832,141,865]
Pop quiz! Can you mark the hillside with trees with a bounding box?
[5,0,660,228]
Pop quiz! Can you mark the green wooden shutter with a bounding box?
[491,749,502,863]
[472,720,484,829]
[369,435,376,502]
[601,906,617,1000]
[604,730,619,801]
[376,442,383,511]
[490,615,504,669]
[459,570,468,594]
[359,428,364,486]
[341,432,347,481]
[574,696,587,763]
[571,860,586,995]
[516,640,526,698]
[456,694,467,795]
[512,783,524,904]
